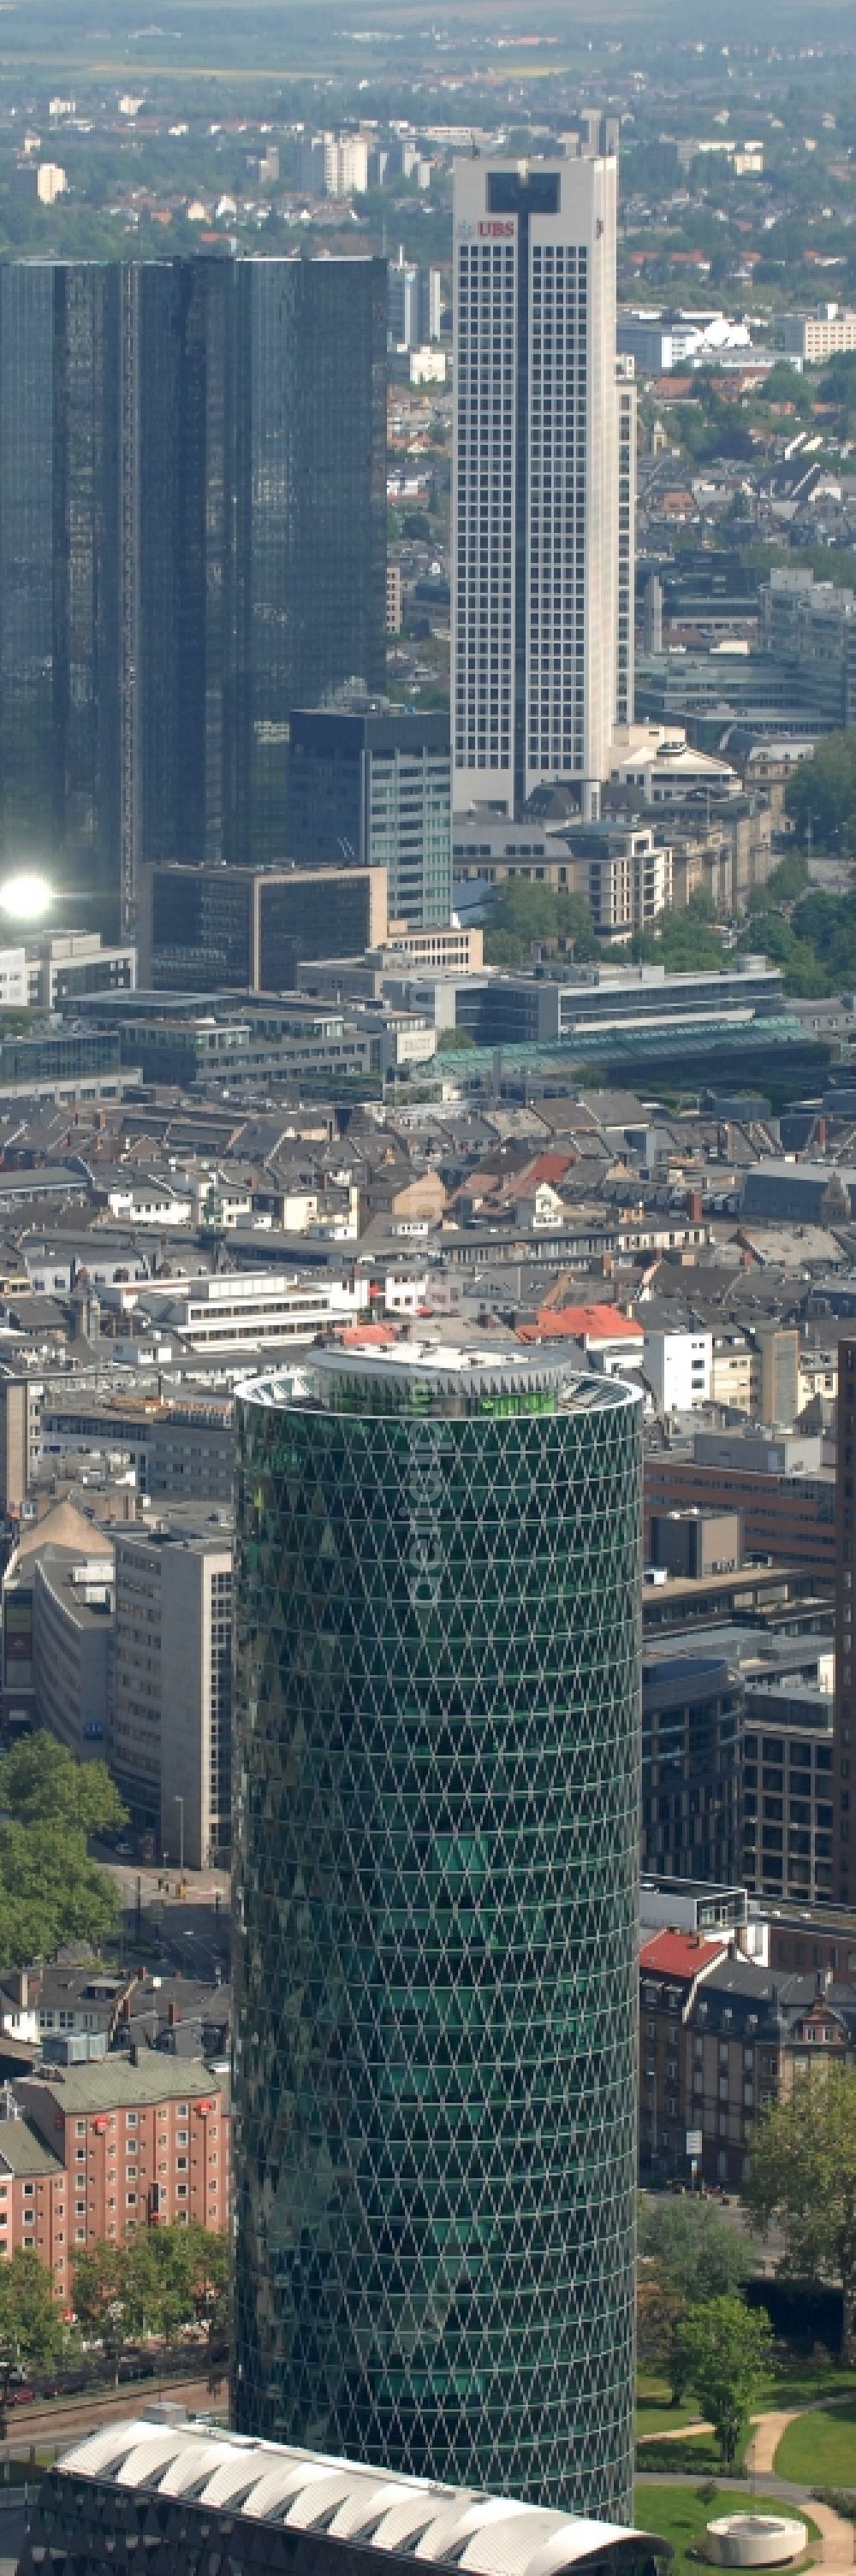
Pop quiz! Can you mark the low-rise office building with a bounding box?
[645,1431,836,1583]
[20,2425,669,2576]
[31,1543,114,1759]
[140,862,389,994]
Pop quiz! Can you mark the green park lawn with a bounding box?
[637,2373,704,2436]
[638,2358,856,2439]
[774,2400,856,2486]
[636,2485,820,2576]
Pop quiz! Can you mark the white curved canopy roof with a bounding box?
[55,2419,669,2574]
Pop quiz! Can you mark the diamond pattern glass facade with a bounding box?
[234,1351,642,2520]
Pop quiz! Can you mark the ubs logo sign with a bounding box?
[403,1424,455,1618]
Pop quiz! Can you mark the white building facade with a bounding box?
[452,145,627,819]
[644,1329,712,1415]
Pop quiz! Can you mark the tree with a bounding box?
[674,2295,772,2466]
[0,1734,126,1837]
[637,2262,684,2377]
[746,2064,856,2362]
[72,2241,138,2367]
[74,2224,229,2362]
[0,1734,128,1965]
[639,2194,750,2306]
[0,2249,67,2374]
[748,850,811,909]
[483,878,597,968]
[786,733,856,853]
[635,891,725,975]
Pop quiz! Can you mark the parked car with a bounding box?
[117,2354,156,2384]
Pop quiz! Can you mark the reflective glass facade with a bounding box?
[0,253,387,930]
[234,1350,642,2518]
[0,261,121,925]
[236,260,388,866]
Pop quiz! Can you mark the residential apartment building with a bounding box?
[557,824,671,941]
[639,1928,730,2187]
[15,2057,229,2300]
[641,1940,856,2191]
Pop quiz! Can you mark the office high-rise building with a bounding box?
[0,261,122,927]
[0,253,388,930]
[288,702,452,927]
[389,252,443,349]
[234,1346,642,2515]
[235,259,388,865]
[452,145,628,818]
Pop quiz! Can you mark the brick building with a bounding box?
[3,2058,229,2306]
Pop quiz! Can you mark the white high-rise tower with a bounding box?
[452,141,633,819]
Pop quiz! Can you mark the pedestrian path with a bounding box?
[638,2395,856,2571]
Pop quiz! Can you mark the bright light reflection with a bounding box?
[0,873,53,924]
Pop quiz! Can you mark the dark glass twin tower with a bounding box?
[0,256,387,930]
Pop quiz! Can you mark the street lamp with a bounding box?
[175,1797,184,1876]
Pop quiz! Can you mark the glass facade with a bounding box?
[287,707,452,928]
[0,260,121,927]
[236,259,389,866]
[0,253,387,930]
[234,1349,642,2518]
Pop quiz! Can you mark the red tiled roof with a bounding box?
[521,1152,574,1186]
[339,1323,400,1347]
[639,1930,727,1979]
[517,1303,643,1346]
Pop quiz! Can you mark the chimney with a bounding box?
[168,2000,177,2028]
[687,1187,703,1223]
[122,1997,131,2022]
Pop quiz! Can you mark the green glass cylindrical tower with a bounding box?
[234,1347,642,2518]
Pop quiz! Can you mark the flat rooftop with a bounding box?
[243,1343,642,1419]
